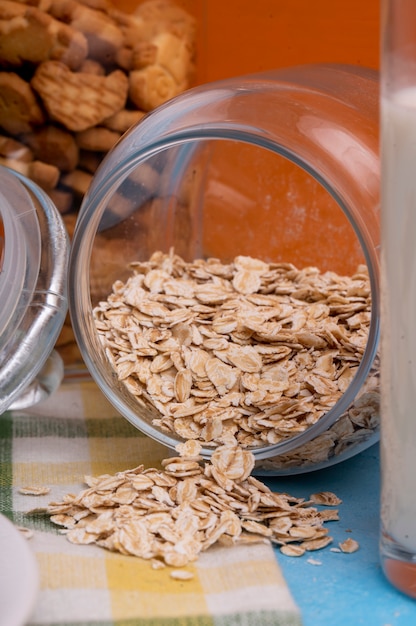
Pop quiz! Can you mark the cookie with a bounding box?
[75,126,121,152]
[49,0,124,66]
[0,155,60,189]
[0,1,88,70]
[0,134,33,162]
[129,64,180,111]
[60,168,93,195]
[0,71,45,134]
[102,109,146,133]
[22,125,79,172]
[31,61,128,131]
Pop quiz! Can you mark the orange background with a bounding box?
[121,0,381,271]
[121,0,380,83]
[119,1,381,274]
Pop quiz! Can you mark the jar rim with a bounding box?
[69,64,380,461]
[0,166,69,414]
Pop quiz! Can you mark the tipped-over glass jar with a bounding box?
[69,63,380,475]
[0,166,69,414]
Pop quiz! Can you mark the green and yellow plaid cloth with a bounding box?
[0,380,302,626]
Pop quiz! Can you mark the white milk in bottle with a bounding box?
[381,86,416,553]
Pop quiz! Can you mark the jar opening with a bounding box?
[72,131,379,463]
[89,134,376,293]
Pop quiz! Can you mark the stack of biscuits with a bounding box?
[0,0,196,367]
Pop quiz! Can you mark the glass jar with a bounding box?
[0,166,69,414]
[69,63,380,474]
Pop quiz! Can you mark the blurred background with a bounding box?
[120,0,380,83]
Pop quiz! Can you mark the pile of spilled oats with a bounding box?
[36,440,358,574]
[35,252,371,571]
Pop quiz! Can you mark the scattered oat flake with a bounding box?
[17,526,34,540]
[41,442,341,566]
[339,538,359,553]
[170,570,194,580]
[309,492,342,506]
[307,558,322,565]
[19,486,51,496]
[175,440,202,458]
[280,544,306,557]
[302,536,333,551]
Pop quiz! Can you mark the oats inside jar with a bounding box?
[93,249,378,455]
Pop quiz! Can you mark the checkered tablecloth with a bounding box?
[0,379,302,626]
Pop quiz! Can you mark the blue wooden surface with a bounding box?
[265,445,416,626]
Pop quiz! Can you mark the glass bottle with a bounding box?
[380,0,416,598]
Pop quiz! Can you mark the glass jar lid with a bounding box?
[0,166,69,413]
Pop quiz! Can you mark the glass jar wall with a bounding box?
[69,63,380,474]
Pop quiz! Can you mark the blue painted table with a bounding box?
[266,445,416,626]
